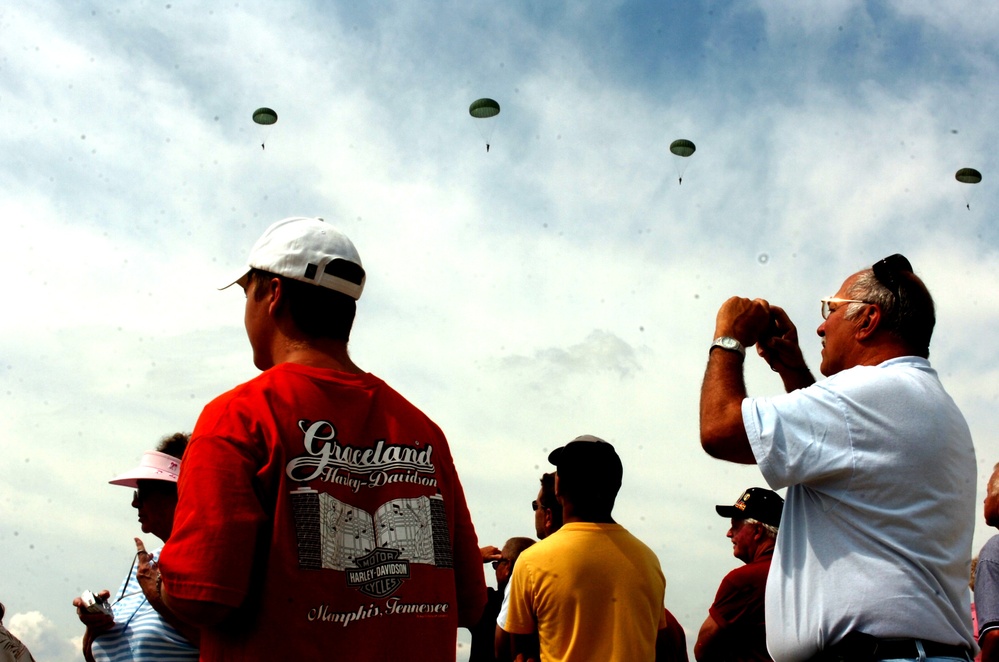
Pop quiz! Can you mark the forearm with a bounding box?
[693,614,723,661]
[82,629,98,662]
[509,632,539,662]
[495,626,512,661]
[700,349,756,464]
[776,364,816,392]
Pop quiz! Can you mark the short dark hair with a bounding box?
[249,269,357,341]
[503,537,536,565]
[847,268,935,357]
[156,432,190,460]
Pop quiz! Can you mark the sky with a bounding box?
[2,0,999,659]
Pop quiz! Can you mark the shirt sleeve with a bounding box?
[976,540,999,640]
[743,380,856,491]
[503,558,536,635]
[447,466,488,628]
[159,411,268,608]
[496,581,511,627]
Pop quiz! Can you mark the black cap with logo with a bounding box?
[715,487,784,528]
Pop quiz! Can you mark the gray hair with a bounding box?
[745,518,778,539]
[844,267,934,358]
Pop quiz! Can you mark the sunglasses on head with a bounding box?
[872,254,913,298]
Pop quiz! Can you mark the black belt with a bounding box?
[812,634,971,661]
[872,639,970,660]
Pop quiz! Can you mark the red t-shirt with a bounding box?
[159,363,486,661]
[707,553,773,662]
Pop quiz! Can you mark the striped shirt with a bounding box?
[91,548,198,662]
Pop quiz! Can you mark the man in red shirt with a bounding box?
[695,487,783,662]
[157,217,486,661]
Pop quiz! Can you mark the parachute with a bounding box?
[955,167,982,209]
[669,139,696,157]
[252,108,278,125]
[955,167,982,184]
[253,107,278,149]
[669,139,696,184]
[469,98,500,152]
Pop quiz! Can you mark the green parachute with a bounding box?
[469,98,500,152]
[253,107,278,149]
[955,167,982,209]
[669,139,696,184]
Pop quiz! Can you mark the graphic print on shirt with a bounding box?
[286,418,452,600]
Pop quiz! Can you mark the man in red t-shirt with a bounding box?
[157,217,486,661]
[695,487,783,662]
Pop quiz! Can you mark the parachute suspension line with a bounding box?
[955,167,982,211]
[252,107,278,151]
[669,138,696,186]
[469,98,500,153]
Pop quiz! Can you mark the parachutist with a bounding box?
[967,204,970,210]
[261,143,265,150]
[678,177,682,185]
[486,144,490,153]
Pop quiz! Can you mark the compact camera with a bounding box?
[80,590,113,617]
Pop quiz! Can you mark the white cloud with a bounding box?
[3,1,999,658]
[7,611,78,662]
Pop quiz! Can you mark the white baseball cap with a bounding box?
[108,451,181,487]
[222,217,365,300]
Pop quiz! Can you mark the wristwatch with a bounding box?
[711,336,745,357]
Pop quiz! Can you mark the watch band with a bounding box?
[711,336,746,357]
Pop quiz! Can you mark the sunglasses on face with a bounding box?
[133,482,176,505]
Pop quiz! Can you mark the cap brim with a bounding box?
[715,505,747,519]
[108,468,178,488]
[219,268,250,291]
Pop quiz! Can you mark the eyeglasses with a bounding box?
[820,297,870,320]
[872,253,913,298]
[491,559,510,570]
[532,500,540,511]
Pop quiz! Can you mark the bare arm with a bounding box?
[700,297,772,464]
[495,625,513,661]
[134,539,200,646]
[756,305,815,392]
[693,613,723,661]
[510,632,540,662]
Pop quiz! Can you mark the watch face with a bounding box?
[713,337,744,354]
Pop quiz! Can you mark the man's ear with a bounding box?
[854,303,882,341]
[266,276,284,316]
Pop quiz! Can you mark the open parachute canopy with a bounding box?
[669,139,696,157]
[955,167,982,184]
[469,98,501,119]
[252,107,278,125]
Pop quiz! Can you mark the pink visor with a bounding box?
[108,451,181,488]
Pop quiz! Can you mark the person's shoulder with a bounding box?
[725,555,772,583]
[980,534,999,558]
